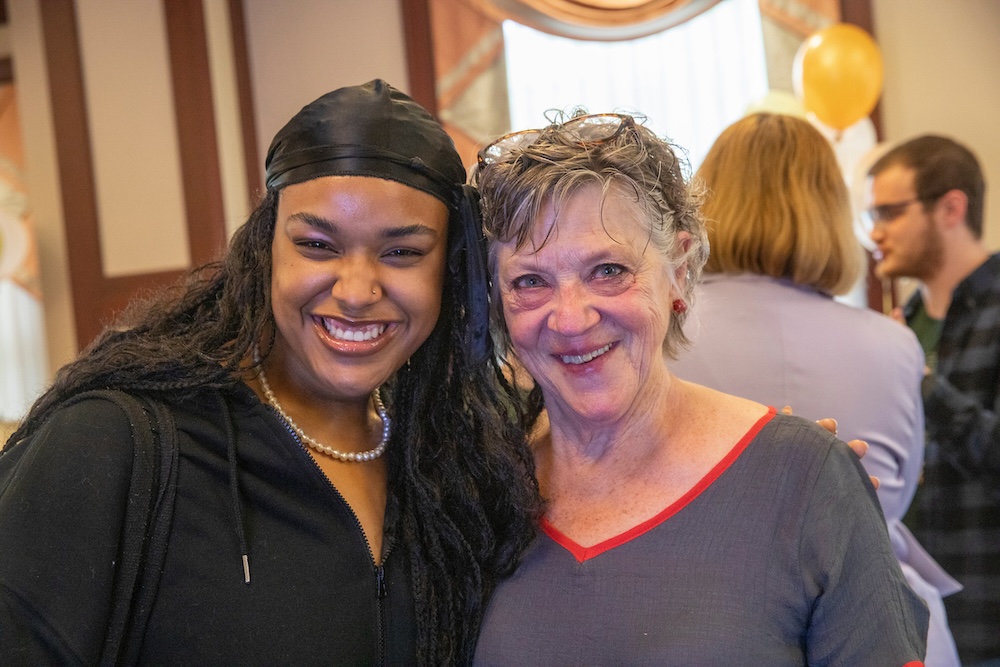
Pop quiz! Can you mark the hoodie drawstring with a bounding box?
[219,392,251,584]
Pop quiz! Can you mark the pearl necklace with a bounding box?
[256,363,390,463]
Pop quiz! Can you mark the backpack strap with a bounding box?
[58,390,178,667]
[118,396,178,665]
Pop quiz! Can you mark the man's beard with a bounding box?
[878,216,945,282]
[908,217,946,281]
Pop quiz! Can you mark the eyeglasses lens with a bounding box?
[866,199,918,227]
[478,114,633,166]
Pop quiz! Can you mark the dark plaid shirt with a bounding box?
[904,252,1000,664]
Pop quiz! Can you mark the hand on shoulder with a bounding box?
[782,406,878,489]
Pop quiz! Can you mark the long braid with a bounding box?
[390,258,540,665]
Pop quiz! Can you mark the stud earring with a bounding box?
[672,299,687,314]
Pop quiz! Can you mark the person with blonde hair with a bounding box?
[696,113,862,293]
[672,112,960,666]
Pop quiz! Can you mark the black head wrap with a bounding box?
[264,79,489,360]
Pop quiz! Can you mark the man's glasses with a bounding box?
[477,113,637,167]
[865,199,921,227]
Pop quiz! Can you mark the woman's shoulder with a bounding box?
[821,305,925,383]
[9,392,141,451]
[677,381,774,453]
[749,413,868,493]
[0,392,150,526]
[681,384,843,471]
[755,412,839,451]
[677,385,861,508]
[701,275,920,346]
[5,392,176,478]
[2,385,238,465]
[830,298,920,344]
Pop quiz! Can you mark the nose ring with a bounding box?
[372,288,377,295]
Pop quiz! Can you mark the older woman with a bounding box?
[471,112,928,665]
[672,113,960,666]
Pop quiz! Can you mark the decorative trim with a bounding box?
[543,406,778,563]
[435,26,505,108]
[400,0,439,115]
[465,0,722,41]
[228,0,262,203]
[163,0,227,266]
[758,0,831,37]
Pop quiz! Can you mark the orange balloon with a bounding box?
[793,24,884,130]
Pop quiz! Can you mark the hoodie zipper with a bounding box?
[273,412,392,666]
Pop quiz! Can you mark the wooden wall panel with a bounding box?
[164,0,227,267]
[38,0,254,349]
[1,1,10,84]
[228,0,262,202]
[400,0,439,115]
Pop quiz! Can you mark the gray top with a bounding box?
[474,413,928,666]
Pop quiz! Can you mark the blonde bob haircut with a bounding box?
[696,113,862,295]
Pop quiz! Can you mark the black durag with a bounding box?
[264,79,489,362]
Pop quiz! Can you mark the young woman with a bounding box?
[0,80,538,666]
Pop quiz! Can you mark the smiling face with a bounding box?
[496,182,679,428]
[868,164,944,281]
[269,175,448,405]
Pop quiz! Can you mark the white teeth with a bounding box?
[561,343,612,365]
[324,321,387,342]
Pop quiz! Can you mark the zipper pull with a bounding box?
[375,565,387,599]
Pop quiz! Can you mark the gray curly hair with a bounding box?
[471,111,709,359]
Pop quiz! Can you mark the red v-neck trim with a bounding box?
[542,406,777,563]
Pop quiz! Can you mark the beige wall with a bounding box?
[7,0,1000,382]
[243,0,410,184]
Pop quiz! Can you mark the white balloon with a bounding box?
[810,116,881,251]
[744,90,808,119]
[811,116,877,177]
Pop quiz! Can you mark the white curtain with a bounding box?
[502,0,770,169]
[0,279,47,422]
[1,85,49,424]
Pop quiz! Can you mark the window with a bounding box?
[502,0,769,170]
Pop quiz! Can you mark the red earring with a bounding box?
[672,299,687,314]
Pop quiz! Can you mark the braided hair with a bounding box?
[8,183,540,664]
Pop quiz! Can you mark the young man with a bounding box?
[868,135,1000,667]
